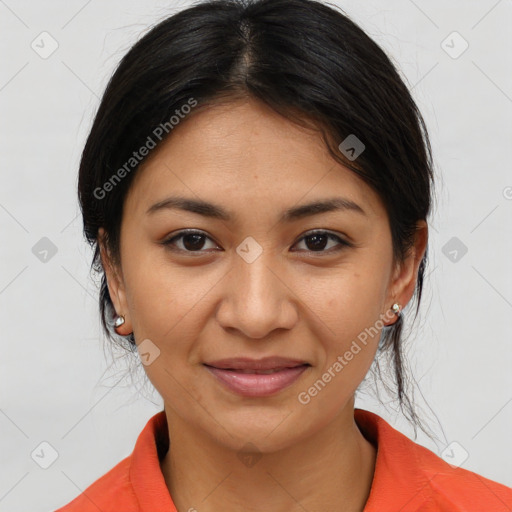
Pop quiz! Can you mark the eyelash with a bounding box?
[161,229,352,255]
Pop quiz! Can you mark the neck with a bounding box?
[161,402,377,512]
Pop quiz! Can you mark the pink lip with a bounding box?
[204,357,310,397]
[204,356,309,371]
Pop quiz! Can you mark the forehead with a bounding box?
[124,98,383,221]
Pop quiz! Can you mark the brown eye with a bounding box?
[162,230,219,253]
[161,229,351,256]
[292,231,351,253]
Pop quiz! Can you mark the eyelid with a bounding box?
[291,229,352,253]
[161,228,352,253]
[161,229,221,253]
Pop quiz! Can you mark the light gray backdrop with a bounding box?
[1,1,511,510]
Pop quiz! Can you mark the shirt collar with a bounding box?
[128,407,435,511]
[354,408,429,511]
[129,410,175,510]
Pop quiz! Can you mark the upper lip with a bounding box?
[204,357,310,371]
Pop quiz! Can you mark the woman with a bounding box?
[56,0,512,510]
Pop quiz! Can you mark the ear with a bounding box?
[97,227,133,336]
[383,220,428,326]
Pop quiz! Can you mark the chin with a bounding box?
[202,406,313,454]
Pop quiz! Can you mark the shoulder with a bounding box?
[54,456,138,512]
[410,439,512,510]
[53,410,168,511]
[355,409,512,511]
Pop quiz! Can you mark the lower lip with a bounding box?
[204,364,309,397]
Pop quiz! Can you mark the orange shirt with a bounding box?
[55,408,512,511]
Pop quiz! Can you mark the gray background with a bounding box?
[1,0,511,510]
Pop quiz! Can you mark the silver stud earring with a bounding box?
[114,315,125,327]
[391,303,402,315]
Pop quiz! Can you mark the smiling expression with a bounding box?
[99,96,425,452]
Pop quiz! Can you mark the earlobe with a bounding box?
[382,301,402,327]
[97,228,133,336]
[383,221,428,326]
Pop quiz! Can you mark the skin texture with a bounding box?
[99,96,428,512]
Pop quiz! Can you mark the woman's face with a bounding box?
[100,97,427,452]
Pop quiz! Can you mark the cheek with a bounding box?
[124,268,178,339]
[121,244,205,336]
[299,266,388,344]
[295,284,382,424]
[123,263,210,406]
[292,264,387,401]
[121,249,221,381]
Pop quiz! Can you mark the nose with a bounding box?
[215,249,298,340]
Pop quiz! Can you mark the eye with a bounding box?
[161,229,219,253]
[161,229,351,255]
[291,230,351,253]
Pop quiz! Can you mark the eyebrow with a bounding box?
[146,195,367,222]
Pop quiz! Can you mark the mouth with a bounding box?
[203,357,311,397]
[207,367,305,374]
[204,356,310,371]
